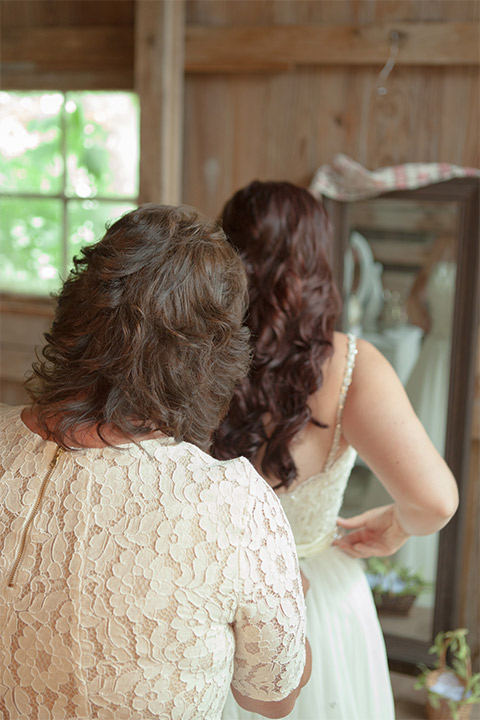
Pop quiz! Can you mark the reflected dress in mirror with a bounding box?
[395,259,457,603]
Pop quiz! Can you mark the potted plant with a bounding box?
[415,628,480,720]
[364,556,431,615]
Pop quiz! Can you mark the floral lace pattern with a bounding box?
[279,336,358,554]
[0,405,306,720]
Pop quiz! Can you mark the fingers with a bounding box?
[333,527,365,547]
[336,512,371,529]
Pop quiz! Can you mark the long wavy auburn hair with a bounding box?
[26,204,250,451]
[212,181,341,488]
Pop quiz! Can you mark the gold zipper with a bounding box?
[7,445,64,588]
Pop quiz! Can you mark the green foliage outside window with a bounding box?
[0,91,139,295]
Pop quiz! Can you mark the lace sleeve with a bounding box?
[230,461,307,701]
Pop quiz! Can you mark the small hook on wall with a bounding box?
[376,30,400,96]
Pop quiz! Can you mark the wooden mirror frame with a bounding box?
[325,177,480,669]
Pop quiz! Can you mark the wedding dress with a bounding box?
[395,260,457,603]
[222,335,395,720]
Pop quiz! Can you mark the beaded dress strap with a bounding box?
[324,334,358,471]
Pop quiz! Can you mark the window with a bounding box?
[0,91,139,295]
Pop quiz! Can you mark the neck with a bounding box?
[21,406,166,448]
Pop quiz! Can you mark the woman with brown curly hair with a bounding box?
[0,204,311,720]
[214,181,458,720]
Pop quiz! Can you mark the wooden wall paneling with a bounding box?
[365,0,474,22]
[183,63,479,218]
[464,71,480,168]
[365,70,426,169]
[229,77,268,186]
[438,69,480,167]
[3,27,134,71]
[135,0,186,205]
[185,0,480,26]
[1,0,134,27]
[261,70,359,186]
[0,0,135,90]
[358,67,480,169]
[183,76,235,214]
[184,23,479,73]
[0,296,54,406]
[327,69,376,169]
[0,70,134,93]
[186,0,331,26]
[183,68,377,215]
[181,71,323,215]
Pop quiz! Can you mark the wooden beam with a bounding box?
[1,26,133,70]
[135,0,185,205]
[0,71,134,91]
[185,23,480,73]
[1,26,134,89]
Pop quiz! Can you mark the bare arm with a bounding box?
[335,339,458,557]
[231,638,312,719]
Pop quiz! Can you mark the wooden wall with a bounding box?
[181,0,479,217]
[1,0,134,89]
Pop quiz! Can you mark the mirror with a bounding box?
[325,177,479,668]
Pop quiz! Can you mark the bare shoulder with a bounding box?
[342,335,429,465]
[347,337,412,416]
[328,333,393,387]
[350,337,401,388]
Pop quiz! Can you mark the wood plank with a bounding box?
[185,23,480,72]
[0,70,134,91]
[0,294,54,318]
[185,0,480,26]
[135,0,186,205]
[1,0,134,27]
[2,27,133,71]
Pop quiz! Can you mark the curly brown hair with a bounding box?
[26,204,250,451]
[212,181,341,488]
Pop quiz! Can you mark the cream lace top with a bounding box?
[0,406,306,720]
[280,335,358,558]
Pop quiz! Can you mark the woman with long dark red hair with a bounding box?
[214,181,458,720]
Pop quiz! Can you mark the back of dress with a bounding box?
[279,335,358,557]
[0,405,306,720]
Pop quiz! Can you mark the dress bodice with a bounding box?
[279,335,358,558]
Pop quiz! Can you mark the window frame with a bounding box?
[0,90,140,293]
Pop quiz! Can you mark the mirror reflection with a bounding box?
[339,198,459,642]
